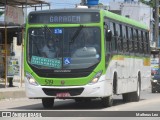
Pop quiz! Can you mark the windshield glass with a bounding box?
[27,27,101,69]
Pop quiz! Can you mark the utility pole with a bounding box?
[155,0,159,48]
[154,0,160,68]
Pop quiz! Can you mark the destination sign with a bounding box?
[50,15,80,23]
[31,56,61,69]
[29,12,100,24]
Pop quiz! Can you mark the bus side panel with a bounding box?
[141,58,151,90]
[106,55,151,95]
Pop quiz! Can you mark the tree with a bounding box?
[139,0,154,8]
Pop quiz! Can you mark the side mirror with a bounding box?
[106,30,112,41]
[17,32,22,45]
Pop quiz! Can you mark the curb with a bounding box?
[0,88,26,99]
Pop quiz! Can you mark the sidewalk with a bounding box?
[0,81,26,100]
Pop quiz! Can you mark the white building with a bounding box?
[109,1,154,47]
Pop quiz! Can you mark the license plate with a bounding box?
[56,92,70,98]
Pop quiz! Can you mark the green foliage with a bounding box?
[139,0,154,8]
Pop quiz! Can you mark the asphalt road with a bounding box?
[0,87,160,111]
[0,87,160,119]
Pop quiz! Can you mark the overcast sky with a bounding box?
[46,0,110,9]
[26,0,112,13]
[0,0,139,21]
[25,0,141,13]
[43,0,139,9]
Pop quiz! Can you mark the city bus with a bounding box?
[24,8,151,108]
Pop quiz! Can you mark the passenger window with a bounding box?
[133,29,138,53]
[122,25,128,52]
[116,24,122,52]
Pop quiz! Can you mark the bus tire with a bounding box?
[130,74,141,102]
[113,73,117,94]
[133,78,141,102]
[151,87,156,93]
[42,98,54,109]
[123,76,141,102]
[122,93,130,102]
[101,96,113,107]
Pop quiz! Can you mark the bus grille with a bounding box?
[42,88,84,96]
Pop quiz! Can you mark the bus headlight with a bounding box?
[26,72,38,86]
[89,71,102,84]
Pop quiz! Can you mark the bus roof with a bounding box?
[29,8,148,30]
[101,10,148,30]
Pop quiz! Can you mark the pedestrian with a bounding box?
[42,40,59,58]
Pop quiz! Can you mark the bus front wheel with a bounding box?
[101,96,113,107]
[42,98,54,109]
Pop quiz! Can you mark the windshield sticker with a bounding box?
[64,58,71,65]
[54,28,62,34]
[31,56,61,68]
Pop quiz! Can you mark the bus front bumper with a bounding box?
[25,77,112,99]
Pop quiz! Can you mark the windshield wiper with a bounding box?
[43,25,59,42]
[69,25,84,44]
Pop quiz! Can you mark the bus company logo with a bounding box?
[61,80,65,85]
[2,112,11,117]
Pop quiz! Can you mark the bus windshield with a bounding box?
[27,27,101,70]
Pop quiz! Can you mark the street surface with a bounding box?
[0,87,160,119]
[0,87,160,111]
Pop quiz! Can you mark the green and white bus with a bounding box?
[24,8,151,108]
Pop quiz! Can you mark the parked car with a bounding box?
[151,70,160,93]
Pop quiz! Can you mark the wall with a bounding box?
[109,1,153,46]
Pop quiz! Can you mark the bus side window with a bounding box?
[136,30,140,54]
[128,27,133,53]
[104,20,116,63]
[110,22,117,52]
[122,25,127,53]
[105,21,111,62]
[141,31,145,54]
[116,24,122,53]
[126,26,129,53]
[133,29,138,54]
[109,22,114,51]
[138,30,143,54]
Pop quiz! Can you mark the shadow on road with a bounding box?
[8,97,145,110]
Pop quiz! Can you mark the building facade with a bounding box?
[109,0,154,47]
